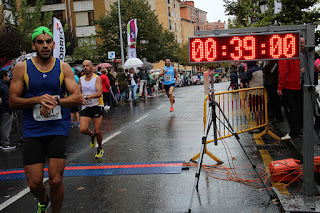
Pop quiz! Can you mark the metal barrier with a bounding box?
[191,87,280,163]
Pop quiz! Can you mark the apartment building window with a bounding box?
[168,7,171,17]
[88,11,94,26]
[53,11,63,22]
[27,0,61,6]
[3,0,12,9]
[167,0,170,4]
[169,20,171,30]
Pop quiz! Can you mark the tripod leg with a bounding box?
[188,137,207,212]
[215,103,274,199]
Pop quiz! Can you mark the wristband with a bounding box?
[84,95,88,100]
[56,97,60,105]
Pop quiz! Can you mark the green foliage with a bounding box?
[176,43,189,66]
[0,24,23,67]
[95,0,178,63]
[224,0,320,45]
[72,35,99,63]
[8,0,53,52]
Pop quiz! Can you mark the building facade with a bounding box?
[152,0,183,44]
[207,20,226,30]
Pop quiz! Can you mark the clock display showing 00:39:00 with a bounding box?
[189,32,300,63]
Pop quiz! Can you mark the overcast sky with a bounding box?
[192,0,230,23]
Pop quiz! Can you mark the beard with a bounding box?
[37,49,53,60]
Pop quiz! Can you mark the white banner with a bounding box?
[53,17,65,61]
[127,46,137,59]
[274,0,282,14]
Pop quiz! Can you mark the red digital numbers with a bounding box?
[243,36,256,60]
[189,32,299,63]
[270,34,296,58]
[191,38,217,62]
[230,36,256,60]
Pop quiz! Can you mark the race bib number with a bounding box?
[33,95,62,121]
[85,98,94,106]
[164,74,172,82]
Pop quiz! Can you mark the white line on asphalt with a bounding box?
[157,104,166,109]
[102,131,122,145]
[0,178,49,211]
[135,114,150,123]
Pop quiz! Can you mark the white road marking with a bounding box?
[135,114,150,123]
[157,104,166,109]
[101,131,122,145]
[0,178,49,211]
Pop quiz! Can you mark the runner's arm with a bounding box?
[159,67,167,77]
[86,76,103,99]
[9,62,57,109]
[60,62,83,107]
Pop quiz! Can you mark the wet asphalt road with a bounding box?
[0,82,282,213]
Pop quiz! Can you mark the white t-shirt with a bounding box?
[130,73,137,86]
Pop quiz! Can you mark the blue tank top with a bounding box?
[22,58,70,137]
[162,66,175,85]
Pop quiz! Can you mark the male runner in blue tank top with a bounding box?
[159,58,179,112]
[9,26,82,213]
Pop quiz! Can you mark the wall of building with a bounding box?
[181,18,194,44]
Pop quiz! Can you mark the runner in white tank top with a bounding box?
[79,60,104,158]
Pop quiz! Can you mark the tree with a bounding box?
[8,0,53,53]
[95,0,178,63]
[0,22,23,67]
[224,0,320,44]
[72,35,100,63]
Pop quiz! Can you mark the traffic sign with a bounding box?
[108,51,115,59]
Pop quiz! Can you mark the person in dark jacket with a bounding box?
[0,70,15,149]
[228,67,238,90]
[107,67,116,106]
[262,60,282,123]
[137,68,148,98]
[117,68,128,104]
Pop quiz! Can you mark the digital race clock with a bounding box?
[189,32,300,63]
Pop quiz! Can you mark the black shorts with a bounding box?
[23,135,67,166]
[164,83,175,93]
[70,105,80,113]
[80,106,103,118]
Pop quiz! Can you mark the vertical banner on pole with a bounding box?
[127,18,138,59]
[53,17,65,61]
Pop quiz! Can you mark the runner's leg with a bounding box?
[80,116,94,137]
[93,116,103,148]
[48,158,66,213]
[24,163,47,203]
[168,86,175,107]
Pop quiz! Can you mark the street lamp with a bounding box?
[117,0,125,66]
[259,0,268,14]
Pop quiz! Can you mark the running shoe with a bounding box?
[90,134,96,148]
[2,145,16,150]
[95,148,104,158]
[137,93,142,97]
[170,107,174,112]
[35,198,51,213]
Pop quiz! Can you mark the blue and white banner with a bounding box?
[53,17,65,61]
